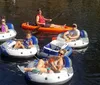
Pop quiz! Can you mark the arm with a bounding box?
[63,31,70,41]
[57,58,63,71]
[28,39,34,48]
[5,25,8,32]
[44,18,52,22]
[29,40,33,45]
[50,58,63,72]
[50,62,58,71]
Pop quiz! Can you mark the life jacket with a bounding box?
[37,14,45,23]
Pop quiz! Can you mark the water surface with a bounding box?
[0,0,100,85]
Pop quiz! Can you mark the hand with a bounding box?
[49,19,52,21]
[54,70,60,73]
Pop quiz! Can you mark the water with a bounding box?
[0,0,100,85]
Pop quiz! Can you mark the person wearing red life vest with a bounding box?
[36,8,66,28]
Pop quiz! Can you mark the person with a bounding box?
[36,8,66,28]
[63,23,80,42]
[23,31,34,48]
[0,16,8,33]
[14,31,34,49]
[17,49,66,73]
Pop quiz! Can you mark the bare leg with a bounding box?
[23,59,54,73]
[37,59,47,73]
[14,41,25,48]
[23,59,48,73]
[50,24,66,28]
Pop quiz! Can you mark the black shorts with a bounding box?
[44,23,51,27]
[39,23,51,27]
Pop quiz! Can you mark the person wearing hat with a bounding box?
[63,23,80,42]
[0,16,8,33]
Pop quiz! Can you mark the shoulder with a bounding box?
[75,28,79,31]
[36,14,39,18]
[75,29,80,34]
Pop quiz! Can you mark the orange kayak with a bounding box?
[21,22,73,33]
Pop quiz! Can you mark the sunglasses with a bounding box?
[59,52,64,56]
[2,21,5,22]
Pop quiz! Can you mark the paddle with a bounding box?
[51,9,67,21]
[52,12,64,21]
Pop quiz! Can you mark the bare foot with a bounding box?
[62,24,66,29]
[63,24,66,28]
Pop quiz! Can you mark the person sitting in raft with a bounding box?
[18,49,66,73]
[36,8,66,28]
[14,31,34,49]
[0,16,8,33]
[63,23,80,42]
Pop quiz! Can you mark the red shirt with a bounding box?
[37,14,45,23]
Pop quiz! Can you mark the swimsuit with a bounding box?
[23,38,33,48]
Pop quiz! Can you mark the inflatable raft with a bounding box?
[18,57,73,85]
[21,22,73,33]
[0,23,17,42]
[56,30,89,48]
[38,40,72,58]
[0,36,39,58]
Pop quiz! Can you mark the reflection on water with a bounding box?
[0,0,100,85]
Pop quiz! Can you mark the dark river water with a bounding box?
[0,0,100,85]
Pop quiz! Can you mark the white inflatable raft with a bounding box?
[38,40,72,58]
[18,57,73,85]
[57,30,89,48]
[0,23,17,42]
[0,36,39,58]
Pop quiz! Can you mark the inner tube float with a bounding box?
[18,57,73,85]
[0,23,17,42]
[38,40,72,58]
[57,30,89,48]
[0,36,39,58]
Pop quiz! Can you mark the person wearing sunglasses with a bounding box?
[17,49,66,73]
[0,16,8,33]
